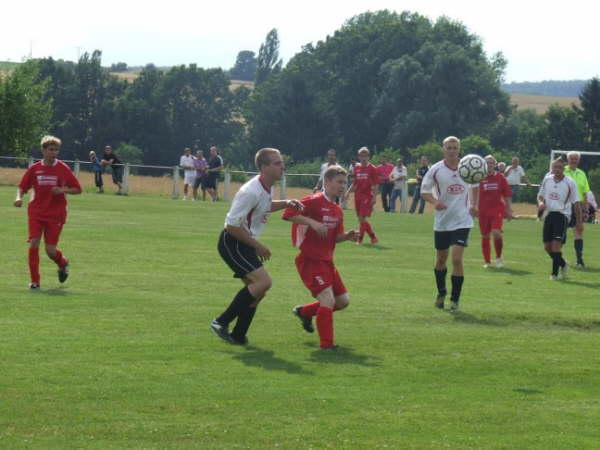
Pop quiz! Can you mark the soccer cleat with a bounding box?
[29,283,40,290]
[558,262,568,280]
[58,263,69,283]
[292,306,314,333]
[495,258,504,268]
[434,295,445,310]
[370,236,379,245]
[576,260,585,269]
[483,263,491,269]
[449,300,459,312]
[210,319,233,343]
[549,275,558,281]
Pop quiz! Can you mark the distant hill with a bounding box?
[503,80,587,97]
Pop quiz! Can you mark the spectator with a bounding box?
[206,146,224,201]
[101,145,124,195]
[89,151,104,193]
[179,147,196,200]
[389,158,407,213]
[377,156,395,212]
[504,157,530,201]
[409,155,429,214]
[497,161,506,174]
[193,150,208,201]
[586,191,597,224]
[313,149,338,193]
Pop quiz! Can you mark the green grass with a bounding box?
[1,186,600,449]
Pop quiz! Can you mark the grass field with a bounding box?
[510,93,579,114]
[1,186,600,448]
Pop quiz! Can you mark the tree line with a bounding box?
[1,9,600,192]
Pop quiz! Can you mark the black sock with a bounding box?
[450,275,464,302]
[550,252,560,276]
[217,286,255,326]
[556,251,566,268]
[434,268,447,297]
[231,306,257,342]
[574,239,583,263]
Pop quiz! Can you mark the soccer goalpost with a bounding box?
[550,149,600,168]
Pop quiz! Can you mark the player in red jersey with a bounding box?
[14,136,82,289]
[343,147,379,244]
[283,166,358,350]
[478,155,513,268]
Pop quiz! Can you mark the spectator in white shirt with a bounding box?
[313,149,338,193]
[179,147,196,200]
[504,157,530,200]
[389,158,407,212]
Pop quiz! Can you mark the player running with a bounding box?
[420,136,479,312]
[478,155,513,268]
[210,148,302,345]
[283,166,358,350]
[344,147,379,244]
[14,136,82,289]
[538,158,582,280]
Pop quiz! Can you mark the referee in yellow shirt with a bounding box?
[564,151,591,268]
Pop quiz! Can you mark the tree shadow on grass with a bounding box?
[451,311,508,327]
[362,244,391,251]
[305,342,382,367]
[561,279,600,289]
[574,266,600,273]
[451,311,600,332]
[490,267,532,276]
[230,346,313,375]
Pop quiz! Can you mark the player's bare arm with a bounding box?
[51,186,82,195]
[270,199,303,212]
[469,186,479,217]
[14,188,25,207]
[421,193,447,210]
[336,229,359,243]
[225,224,271,261]
[574,202,583,230]
[285,215,328,238]
[504,196,514,220]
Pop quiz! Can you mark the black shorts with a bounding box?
[218,230,262,278]
[193,176,205,189]
[112,166,123,184]
[204,176,217,190]
[543,211,568,244]
[434,228,470,250]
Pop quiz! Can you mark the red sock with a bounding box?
[364,221,375,238]
[494,237,503,258]
[29,247,40,285]
[316,306,334,348]
[359,222,366,241]
[300,301,320,318]
[52,249,68,268]
[481,238,491,263]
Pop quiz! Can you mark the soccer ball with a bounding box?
[458,154,487,184]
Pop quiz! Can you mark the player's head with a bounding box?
[567,151,580,167]
[210,146,218,156]
[511,156,519,166]
[551,157,565,176]
[41,135,61,161]
[484,155,496,173]
[357,147,370,164]
[184,147,191,155]
[326,149,337,163]
[323,165,348,198]
[396,158,403,167]
[442,136,461,160]
[420,155,428,165]
[255,148,284,180]
[104,145,113,154]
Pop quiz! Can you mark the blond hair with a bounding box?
[357,146,370,156]
[484,154,496,164]
[255,148,281,169]
[323,165,348,181]
[41,135,61,149]
[443,136,460,146]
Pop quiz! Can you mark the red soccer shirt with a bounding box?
[377,163,394,184]
[353,163,379,195]
[282,192,344,261]
[479,172,512,216]
[19,160,82,223]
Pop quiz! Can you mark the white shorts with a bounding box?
[184,173,196,185]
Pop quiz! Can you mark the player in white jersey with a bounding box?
[179,147,196,200]
[538,158,581,280]
[420,136,479,312]
[211,148,303,345]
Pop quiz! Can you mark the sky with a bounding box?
[2,0,598,82]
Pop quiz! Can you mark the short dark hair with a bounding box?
[323,165,347,181]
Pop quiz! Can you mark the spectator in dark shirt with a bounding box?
[206,146,224,201]
[409,155,429,214]
[89,151,104,193]
[101,145,123,195]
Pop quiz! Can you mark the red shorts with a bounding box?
[355,194,374,217]
[295,254,347,298]
[479,212,504,235]
[28,216,64,245]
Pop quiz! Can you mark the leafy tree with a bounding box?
[110,62,128,72]
[461,135,494,156]
[229,51,257,81]
[575,77,600,148]
[0,61,52,156]
[255,29,283,85]
[490,109,549,160]
[545,104,585,149]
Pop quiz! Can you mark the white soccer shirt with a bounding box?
[505,165,525,185]
[390,166,407,189]
[538,174,579,218]
[421,160,474,231]
[224,175,273,238]
[179,155,196,176]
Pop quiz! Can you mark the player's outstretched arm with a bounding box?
[270,199,303,212]
[285,215,328,238]
[52,186,82,196]
[336,229,359,243]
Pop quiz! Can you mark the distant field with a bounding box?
[510,93,580,113]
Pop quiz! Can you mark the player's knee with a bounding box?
[45,248,56,258]
[451,255,463,267]
[336,295,350,310]
[492,230,502,239]
[259,275,272,293]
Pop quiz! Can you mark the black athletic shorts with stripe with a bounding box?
[434,228,470,250]
[543,211,568,244]
[218,229,262,278]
